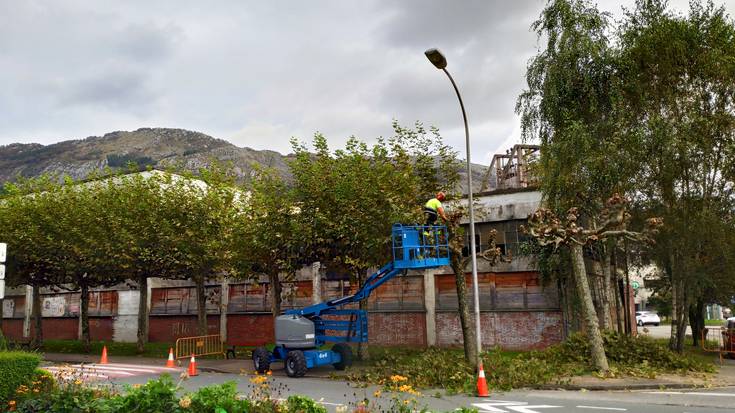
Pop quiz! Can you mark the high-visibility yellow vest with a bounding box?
[425,198,442,211]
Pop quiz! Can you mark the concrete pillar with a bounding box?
[312,262,321,304]
[220,277,229,342]
[423,269,437,346]
[22,285,32,338]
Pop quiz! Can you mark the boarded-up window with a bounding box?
[435,272,558,311]
[2,296,25,318]
[436,274,494,310]
[282,281,313,310]
[368,275,424,311]
[321,280,358,309]
[227,283,269,313]
[151,287,220,315]
[526,277,559,309]
[88,291,118,316]
[495,274,525,310]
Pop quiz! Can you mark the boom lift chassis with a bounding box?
[252,224,450,377]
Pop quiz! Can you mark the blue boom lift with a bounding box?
[252,224,450,377]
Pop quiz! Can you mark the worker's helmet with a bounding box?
[436,191,446,201]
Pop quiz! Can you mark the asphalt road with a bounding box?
[97,369,735,413]
[638,324,693,339]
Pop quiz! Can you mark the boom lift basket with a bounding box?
[392,224,450,268]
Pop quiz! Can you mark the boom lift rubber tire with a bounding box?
[331,343,353,370]
[253,347,271,374]
[285,350,307,378]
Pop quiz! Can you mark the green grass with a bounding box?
[41,340,174,358]
[706,319,727,326]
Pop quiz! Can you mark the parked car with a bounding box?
[635,311,661,326]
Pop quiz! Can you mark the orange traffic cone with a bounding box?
[166,348,175,368]
[476,361,489,397]
[100,346,109,365]
[187,354,198,376]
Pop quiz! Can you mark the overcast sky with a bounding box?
[1,0,733,164]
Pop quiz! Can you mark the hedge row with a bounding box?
[0,351,41,405]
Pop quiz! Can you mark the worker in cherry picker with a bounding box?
[424,191,449,226]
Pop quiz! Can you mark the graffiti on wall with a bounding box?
[171,321,193,337]
[42,296,67,317]
[2,299,15,318]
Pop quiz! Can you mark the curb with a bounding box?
[536,382,712,391]
[536,379,735,391]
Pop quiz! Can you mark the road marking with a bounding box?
[473,400,560,413]
[43,363,182,381]
[576,406,627,411]
[70,364,160,373]
[641,391,735,397]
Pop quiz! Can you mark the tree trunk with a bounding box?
[612,249,624,334]
[689,299,705,348]
[269,272,282,317]
[32,285,43,349]
[668,253,680,351]
[601,249,613,330]
[450,253,478,369]
[613,274,623,334]
[590,260,606,329]
[623,241,632,336]
[570,242,609,372]
[356,270,370,361]
[80,283,91,353]
[195,277,208,336]
[137,274,148,353]
[674,282,689,353]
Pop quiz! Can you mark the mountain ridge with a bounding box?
[0,128,487,192]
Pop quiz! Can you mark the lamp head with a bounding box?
[425,48,447,69]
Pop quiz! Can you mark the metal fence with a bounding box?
[701,326,735,364]
[175,334,225,359]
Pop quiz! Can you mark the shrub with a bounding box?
[0,351,41,406]
[187,381,251,413]
[286,395,327,413]
[15,373,111,413]
[103,375,180,412]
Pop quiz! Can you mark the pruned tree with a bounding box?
[524,194,661,372]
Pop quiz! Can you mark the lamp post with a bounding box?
[424,48,482,367]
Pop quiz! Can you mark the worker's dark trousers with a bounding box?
[424,207,438,226]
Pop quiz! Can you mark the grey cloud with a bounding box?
[114,22,183,62]
[2,0,733,166]
[57,69,157,111]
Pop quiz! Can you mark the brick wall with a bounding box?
[368,312,427,346]
[226,314,274,346]
[88,317,114,341]
[0,319,24,340]
[436,310,563,350]
[148,315,220,342]
[35,318,79,340]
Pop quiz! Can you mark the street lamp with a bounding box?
[424,48,483,369]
